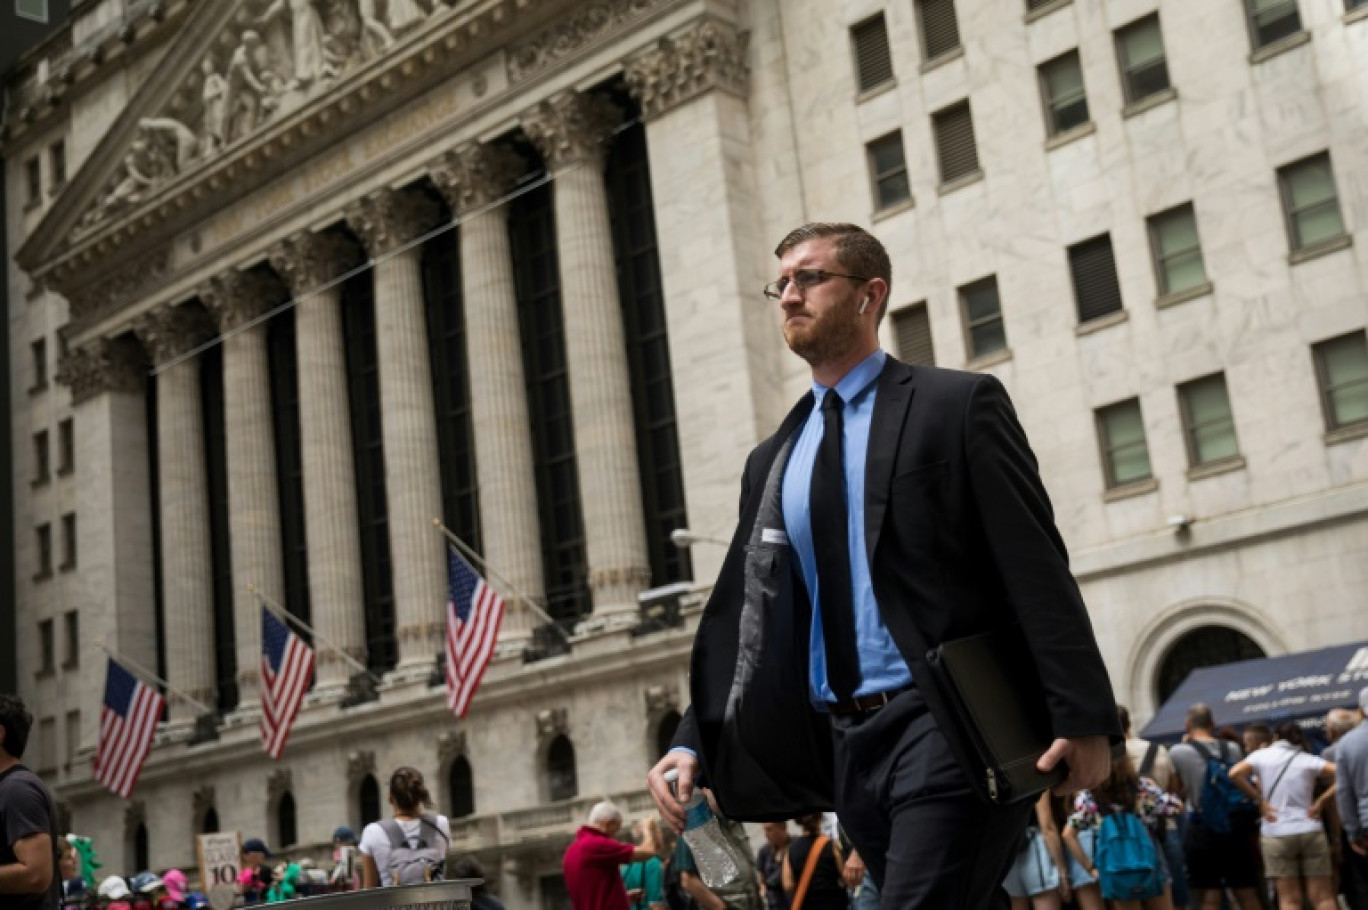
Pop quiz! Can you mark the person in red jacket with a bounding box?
[564,802,664,910]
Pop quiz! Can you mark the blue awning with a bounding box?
[1140,640,1368,743]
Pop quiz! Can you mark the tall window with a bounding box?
[202,807,220,834]
[851,14,893,93]
[916,0,961,62]
[510,181,588,621]
[57,418,73,474]
[1178,374,1239,467]
[60,513,76,571]
[277,793,298,847]
[268,309,310,626]
[1115,15,1170,104]
[33,431,49,484]
[50,140,66,189]
[932,101,980,185]
[358,775,381,827]
[867,132,911,211]
[1278,153,1347,253]
[31,339,47,392]
[606,119,691,588]
[1148,204,1208,297]
[1313,331,1368,432]
[1096,399,1152,489]
[449,757,474,819]
[893,303,936,366]
[35,524,53,579]
[655,711,682,759]
[24,157,41,205]
[423,227,482,555]
[1039,51,1089,136]
[134,824,150,872]
[63,611,79,668]
[1068,234,1124,324]
[38,619,55,673]
[545,735,578,802]
[201,344,237,712]
[959,277,1006,360]
[342,269,396,671]
[1245,0,1302,51]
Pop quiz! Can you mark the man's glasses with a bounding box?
[762,269,870,300]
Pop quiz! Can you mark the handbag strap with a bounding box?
[1265,751,1300,804]
[791,835,829,910]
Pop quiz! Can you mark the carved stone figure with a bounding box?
[140,117,200,172]
[356,0,393,56]
[101,138,157,213]
[259,0,337,88]
[386,0,428,34]
[200,57,228,154]
[226,31,279,141]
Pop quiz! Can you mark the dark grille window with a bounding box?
[200,344,238,712]
[510,181,589,622]
[1068,234,1123,324]
[1313,331,1368,431]
[932,101,980,185]
[1040,51,1089,136]
[276,792,297,847]
[1178,374,1239,467]
[60,513,76,570]
[851,14,894,93]
[1096,398,1152,488]
[1116,15,1170,103]
[449,757,475,818]
[1278,153,1346,252]
[959,276,1006,360]
[917,0,961,61]
[268,309,311,628]
[546,735,578,802]
[892,303,935,366]
[606,120,691,589]
[423,227,482,555]
[867,132,911,210]
[1246,0,1302,50]
[341,269,396,673]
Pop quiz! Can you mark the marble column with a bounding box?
[133,305,219,717]
[200,269,286,713]
[625,19,773,588]
[268,231,368,693]
[344,187,448,671]
[56,337,157,750]
[523,93,651,620]
[429,143,544,641]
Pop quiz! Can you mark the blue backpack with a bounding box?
[1094,809,1164,902]
[1191,740,1257,834]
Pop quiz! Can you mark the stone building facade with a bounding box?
[5,0,1368,905]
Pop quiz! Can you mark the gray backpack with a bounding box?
[380,815,448,885]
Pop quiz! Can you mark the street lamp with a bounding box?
[669,528,729,549]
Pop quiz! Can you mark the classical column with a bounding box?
[200,269,286,713]
[133,305,219,717]
[523,93,651,620]
[625,19,772,587]
[268,231,368,694]
[429,143,544,641]
[56,337,157,751]
[344,187,448,671]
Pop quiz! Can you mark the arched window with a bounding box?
[1157,626,1266,704]
[202,807,220,834]
[546,735,577,803]
[134,823,149,871]
[359,775,381,828]
[277,792,297,848]
[655,710,682,759]
[449,757,474,819]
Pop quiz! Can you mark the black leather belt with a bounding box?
[828,684,915,717]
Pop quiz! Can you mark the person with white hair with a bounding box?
[563,801,664,910]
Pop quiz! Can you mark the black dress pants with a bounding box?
[831,687,1033,910]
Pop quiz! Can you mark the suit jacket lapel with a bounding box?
[865,358,916,567]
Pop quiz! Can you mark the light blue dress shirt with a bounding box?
[781,348,914,705]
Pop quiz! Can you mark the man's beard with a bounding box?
[783,302,862,367]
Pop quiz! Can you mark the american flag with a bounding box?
[260,608,314,759]
[93,660,165,799]
[446,546,505,717]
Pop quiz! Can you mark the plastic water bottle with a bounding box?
[664,768,745,888]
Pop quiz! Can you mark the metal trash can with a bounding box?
[261,880,476,910]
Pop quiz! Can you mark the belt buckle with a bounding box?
[864,691,892,713]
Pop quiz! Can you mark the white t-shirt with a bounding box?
[358,815,452,886]
[1245,741,1328,837]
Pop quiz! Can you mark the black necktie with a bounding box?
[811,391,862,701]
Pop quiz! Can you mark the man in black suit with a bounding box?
[646,223,1120,909]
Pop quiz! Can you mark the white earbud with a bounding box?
[859,296,872,315]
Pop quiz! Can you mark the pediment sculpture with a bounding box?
[77,0,436,232]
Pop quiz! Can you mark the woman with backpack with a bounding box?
[358,766,451,888]
[1063,754,1183,910]
[1229,721,1338,910]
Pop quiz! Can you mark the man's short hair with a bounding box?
[587,801,622,828]
[1186,703,1215,732]
[773,223,893,321]
[0,694,33,759]
[1326,708,1358,738]
[1117,705,1132,734]
[1243,721,1272,746]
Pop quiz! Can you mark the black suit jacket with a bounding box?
[673,356,1121,821]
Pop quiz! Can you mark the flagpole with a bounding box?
[248,585,383,686]
[431,519,571,641]
[92,639,213,715]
